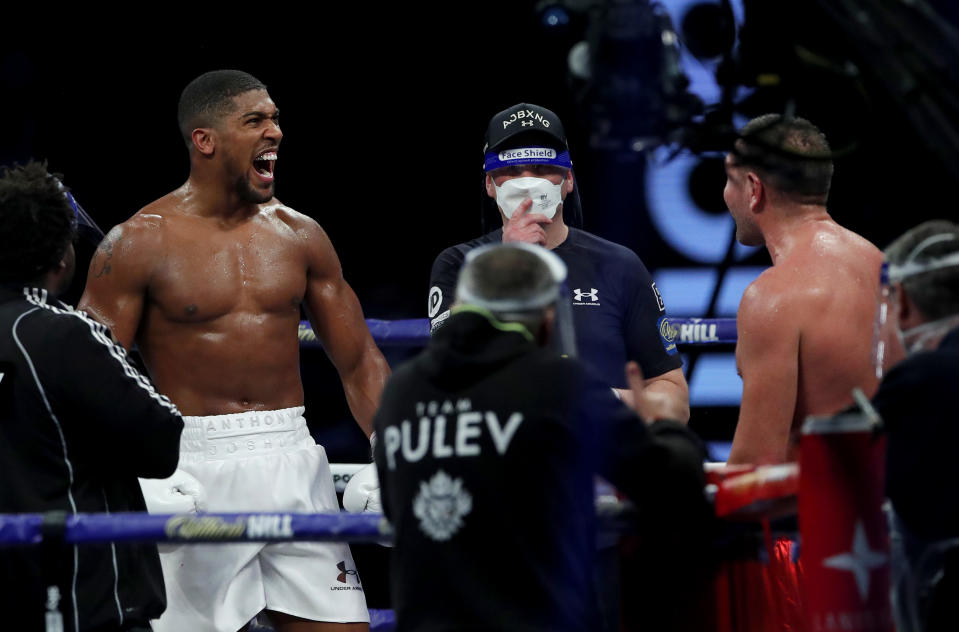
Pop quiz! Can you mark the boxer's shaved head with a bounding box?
[885,220,959,320]
[177,69,267,148]
[0,160,76,284]
[732,114,834,205]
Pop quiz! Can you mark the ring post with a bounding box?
[800,412,893,630]
[40,510,68,632]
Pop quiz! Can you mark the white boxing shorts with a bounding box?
[150,407,369,632]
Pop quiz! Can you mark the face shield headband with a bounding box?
[455,242,577,356]
[456,242,567,311]
[887,242,959,284]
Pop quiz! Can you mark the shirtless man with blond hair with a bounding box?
[723,113,901,465]
[79,70,388,632]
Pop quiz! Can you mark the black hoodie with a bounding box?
[373,309,709,632]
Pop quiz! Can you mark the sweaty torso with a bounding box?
[778,223,883,432]
[135,197,309,416]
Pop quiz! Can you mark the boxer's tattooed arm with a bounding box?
[91,232,119,278]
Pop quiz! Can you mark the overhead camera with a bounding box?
[538,0,741,157]
[547,0,959,177]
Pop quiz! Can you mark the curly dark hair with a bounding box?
[177,69,267,148]
[0,160,76,285]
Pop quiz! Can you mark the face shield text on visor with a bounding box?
[455,242,577,357]
[485,146,573,220]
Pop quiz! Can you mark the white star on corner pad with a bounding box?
[822,520,889,602]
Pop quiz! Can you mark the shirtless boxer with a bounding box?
[79,70,389,632]
[723,113,902,464]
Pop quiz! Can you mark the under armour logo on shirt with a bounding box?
[336,561,359,584]
[522,120,534,127]
[573,288,599,303]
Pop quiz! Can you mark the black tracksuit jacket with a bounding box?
[0,286,183,632]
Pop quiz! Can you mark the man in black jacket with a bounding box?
[373,242,711,631]
[874,220,959,631]
[0,161,184,632]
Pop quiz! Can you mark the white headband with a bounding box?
[889,232,959,283]
[456,242,567,312]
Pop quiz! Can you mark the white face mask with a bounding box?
[493,176,565,219]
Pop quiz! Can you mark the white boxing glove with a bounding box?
[342,462,381,514]
[138,470,208,514]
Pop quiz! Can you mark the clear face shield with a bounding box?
[455,242,577,357]
[51,175,106,245]
[871,261,901,379]
[550,259,578,358]
[872,243,959,377]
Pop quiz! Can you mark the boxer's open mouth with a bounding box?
[253,151,277,179]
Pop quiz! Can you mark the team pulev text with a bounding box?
[382,399,523,470]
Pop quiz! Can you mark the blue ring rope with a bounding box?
[299,317,738,348]
[0,505,640,547]
[0,512,390,546]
